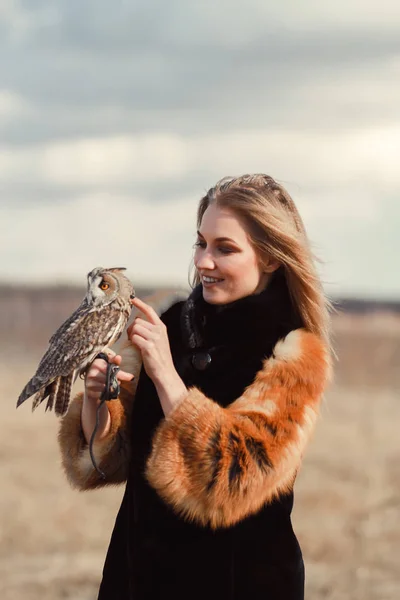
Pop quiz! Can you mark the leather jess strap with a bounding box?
[88,353,121,479]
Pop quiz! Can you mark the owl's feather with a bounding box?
[32,383,52,412]
[48,299,90,345]
[54,374,74,417]
[20,374,50,409]
[44,378,61,413]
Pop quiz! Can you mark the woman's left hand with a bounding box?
[127,297,176,386]
[127,297,187,416]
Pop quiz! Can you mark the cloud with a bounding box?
[1,124,399,192]
[0,0,398,153]
[0,191,197,287]
[0,90,31,121]
[0,42,399,148]
[1,0,399,114]
[1,182,399,299]
[8,1,400,50]
[0,1,399,298]
[0,0,59,44]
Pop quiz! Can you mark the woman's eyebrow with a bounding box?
[197,231,237,243]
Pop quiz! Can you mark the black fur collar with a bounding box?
[181,268,302,356]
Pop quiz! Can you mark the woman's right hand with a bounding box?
[84,350,134,404]
[82,351,134,445]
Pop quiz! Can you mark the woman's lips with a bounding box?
[202,276,224,287]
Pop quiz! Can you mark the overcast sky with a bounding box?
[1,1,399,299]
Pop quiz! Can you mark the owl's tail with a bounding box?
[53,373,74,417]
[17,375,51,409]
[17,373,73,417]
[42,378,61,412]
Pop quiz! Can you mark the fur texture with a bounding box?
[146,329,331,529]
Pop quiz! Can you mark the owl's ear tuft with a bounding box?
[107,267,127,273]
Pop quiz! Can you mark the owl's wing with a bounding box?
[48,298,89,345]
[42,307,127,377]
[17,307,128,407]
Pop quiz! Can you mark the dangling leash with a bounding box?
[89,352,120,479]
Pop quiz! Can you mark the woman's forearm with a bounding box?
[154,372,187,418]
[81,392,112,445]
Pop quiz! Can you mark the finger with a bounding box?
[130,323,156,341]
[86,369,107,383]
[131,333,148,350]
[88,359,108,376]
[86,382,106,393]
[133,317,154,331]
[131,297,161,325]
[87,367,134,391]
[127,316,154,340]
[117,369,135,382]
[110,354,122,366]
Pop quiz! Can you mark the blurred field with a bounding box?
[0,288,399,600]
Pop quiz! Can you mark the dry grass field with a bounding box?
[0,297,399,600]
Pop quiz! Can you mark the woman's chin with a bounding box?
[202,286,231,305]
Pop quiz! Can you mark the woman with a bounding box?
[59,174,332,600]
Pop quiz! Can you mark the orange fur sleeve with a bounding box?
[146,329,332,529]
[58,342,141,490]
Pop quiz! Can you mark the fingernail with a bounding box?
[129,375,135,381]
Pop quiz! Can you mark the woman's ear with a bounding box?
[264,259,281,274]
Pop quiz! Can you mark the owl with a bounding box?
[16,266,135,417]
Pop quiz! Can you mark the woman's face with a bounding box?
[194,204,277,305]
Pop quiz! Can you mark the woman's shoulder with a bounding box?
[159,293,188,327]
[138,289,188,326]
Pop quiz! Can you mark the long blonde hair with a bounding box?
[192,174,331,346]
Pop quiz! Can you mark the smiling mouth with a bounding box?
[202,276,224,285]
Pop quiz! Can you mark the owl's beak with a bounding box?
[130,293,136,305]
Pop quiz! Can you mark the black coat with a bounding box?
[98,270,307,600]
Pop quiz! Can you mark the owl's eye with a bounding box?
[100,281,110,291]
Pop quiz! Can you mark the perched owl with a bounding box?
[16,266,135,417]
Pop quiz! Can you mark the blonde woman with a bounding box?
[59,174,332,600]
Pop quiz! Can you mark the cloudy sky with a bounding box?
[1,1,399,299]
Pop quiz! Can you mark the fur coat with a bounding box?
[58,269,331,600]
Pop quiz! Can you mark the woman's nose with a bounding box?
[195,250,215,270]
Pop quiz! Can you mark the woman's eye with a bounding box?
[100,281,110,290]
[193,240,234,254]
